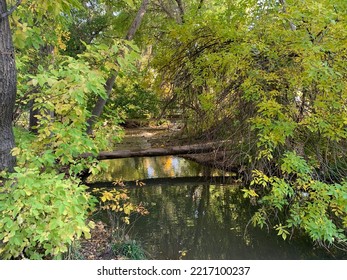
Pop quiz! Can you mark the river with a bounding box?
[89,155,346,260]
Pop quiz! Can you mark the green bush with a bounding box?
[108,79,160,120]
[244,152,347,248]
[0,167,96,259]
[112,240,147,260]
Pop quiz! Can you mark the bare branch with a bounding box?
[0,0,22,19]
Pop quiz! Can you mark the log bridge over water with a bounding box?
[86,141,226,161]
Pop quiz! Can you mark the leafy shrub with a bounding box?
[112,240,147,260]
[14,54,114,180]
[108,79,160,120]
[0,167,96,259]
[90,186,149,260]
[244,152,347,248]
[92,186,148,236]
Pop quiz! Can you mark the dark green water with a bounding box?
[91,156,346,260]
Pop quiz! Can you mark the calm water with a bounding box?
[91,156,346,260]
[89,156,229,182]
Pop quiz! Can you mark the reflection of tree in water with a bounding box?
[89,156,207,182]
[128,185,335,260]
[129,185,250,259]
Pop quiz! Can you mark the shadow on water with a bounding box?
[89,156,230,183]
[90,156,347,260]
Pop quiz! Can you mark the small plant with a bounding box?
[93,185,148,236]
[92,185,149,259]
[112,240,147,260]
[64,241,85,260]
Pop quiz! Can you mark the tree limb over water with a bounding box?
[83,141,231,160]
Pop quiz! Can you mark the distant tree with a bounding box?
[86,0,150,134]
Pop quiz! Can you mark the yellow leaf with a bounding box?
[84,231,91,239]
[3,235,9,243]
[248,189,259,197]
[101,191,113,202]
[88,221,95,229]
[11,147,21,156]
[123,217,130,225]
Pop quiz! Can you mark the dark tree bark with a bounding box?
[86,74,116,134]
[86,0,150,135]
[0,0,17,172]
[29,100,39,134]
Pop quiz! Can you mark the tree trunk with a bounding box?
[86,0,150,135]
[0,0,17,173]
[86,74,116,135]
[82,141,228,160]
[175,0,185,23]
[125,0,150,41]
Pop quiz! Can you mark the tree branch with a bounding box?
[175,0,184,23]
[278,0,296,31]
[156,0,175,21]
[87,0,150,134]
[125,0,150,40]
[0,0,22,19]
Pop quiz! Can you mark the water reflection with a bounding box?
[90,156,228,182]
[125,184,340,260]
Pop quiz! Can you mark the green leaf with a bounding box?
[123,0,135,9]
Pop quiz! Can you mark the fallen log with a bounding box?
[94,142,224,160]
